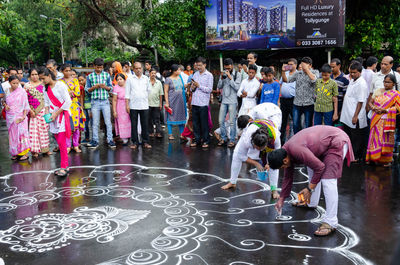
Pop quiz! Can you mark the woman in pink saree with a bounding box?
[112,73,131,145]
[366,74,400,166]
[4,76,31,160]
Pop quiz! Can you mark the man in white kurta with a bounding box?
[221,119,281,199]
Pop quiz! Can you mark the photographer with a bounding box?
[217,58,242,147]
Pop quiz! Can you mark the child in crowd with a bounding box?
[259,67,280,106]
[78,73,91,144]
[112,73,131,145]
[60,64,86,153]
[314,64,339,126]
[4,76,31,161]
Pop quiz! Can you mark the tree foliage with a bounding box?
[140,0,207,63]
[344,1,400,60]
[3,0,400,67]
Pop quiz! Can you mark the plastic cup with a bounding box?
[43,113,52,124]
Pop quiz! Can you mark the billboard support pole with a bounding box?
[219,53,223,72]
[327,49,332,64]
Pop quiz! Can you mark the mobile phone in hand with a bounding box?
[284,65,292,71]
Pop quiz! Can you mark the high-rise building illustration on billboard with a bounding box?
[270,4,287,32]
[206,0,345,50]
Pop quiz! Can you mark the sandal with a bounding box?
[32,153,39,158]
[130,144,138,150]
[156,133,163,138]
[45,151,53,156]
[227,142,235,148]
[67,148,71,154]
[202,143,209,148]
[19,155,29,161]
[11,156,18,160]
[383,162,392,167]
[54,168,69,177]
[73,147,82,153]
[217,140,225,146]
[168,135,175,140]
[149,133,155,137]
[143,143,152,149]
[291,201,316,209]
[314,222,336,237]
[190,143,197,147]
[53,147,59,152]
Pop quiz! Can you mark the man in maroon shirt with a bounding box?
[268,125,354,236]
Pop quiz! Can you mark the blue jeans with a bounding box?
[293,104,314,134]
[314,111,333,126]
[218,103,237,142]
[83,108,92,140]
[91,99,113,143]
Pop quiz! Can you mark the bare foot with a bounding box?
[271,190,280,199]
[221,182,236,190]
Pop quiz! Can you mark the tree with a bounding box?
[140,0,207,62]
[344,1,400,59]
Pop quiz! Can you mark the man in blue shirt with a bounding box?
[330,58,349,114]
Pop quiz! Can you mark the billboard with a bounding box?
[205,0,346,50]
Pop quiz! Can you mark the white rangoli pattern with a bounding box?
[0,164,373,265]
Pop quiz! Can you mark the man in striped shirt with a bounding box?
[85,58,116,149]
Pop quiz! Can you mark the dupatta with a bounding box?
[47,85,72,138]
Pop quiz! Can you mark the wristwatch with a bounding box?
[306,186,315,193]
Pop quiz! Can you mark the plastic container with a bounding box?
[256,170,269,182]
[43,113,52,124]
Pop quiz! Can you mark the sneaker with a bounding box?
[81,139,90,145]
[108,141,116,148]
[87,141,99,149]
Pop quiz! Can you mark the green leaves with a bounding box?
[344,1,400,60]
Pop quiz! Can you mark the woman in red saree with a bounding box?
[40,68,72,177]
[366,74,400,166]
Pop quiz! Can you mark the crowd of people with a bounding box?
[0,54,399,176]
[1,52,400,236]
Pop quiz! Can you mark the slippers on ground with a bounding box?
[217,140,225,146]
[130,144,138,150]
[190,143,197,147]
[168,135,175,140]
[202,144,209,148]
[314,223,336,237]
[383,162,392,167]
[55,169,69,177]
[19,155,29,161]
[291,201,316,209]
[143,143,152,149]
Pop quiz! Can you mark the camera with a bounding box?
[222,73,228,79]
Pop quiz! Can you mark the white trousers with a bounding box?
[230,158,279,190]
[306,143,348,228]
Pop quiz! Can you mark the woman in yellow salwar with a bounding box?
[60,64,86,153]
[366,74,400,166]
